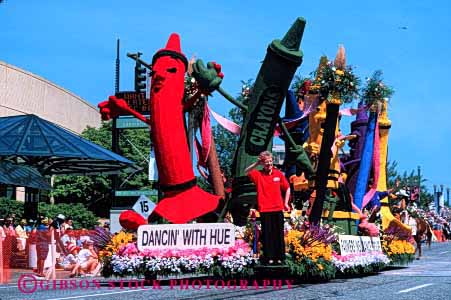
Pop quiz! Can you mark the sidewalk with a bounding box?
[2,268,74,284]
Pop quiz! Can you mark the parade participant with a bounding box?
[365,180,399,222]
[245,151,291,264]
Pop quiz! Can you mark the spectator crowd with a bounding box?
[0,214,108,278]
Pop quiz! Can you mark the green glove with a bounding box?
[192,59,223,93]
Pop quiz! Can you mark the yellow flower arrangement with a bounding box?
[382,239,415,256]
[285,229,333,262]
[101,231,134,257]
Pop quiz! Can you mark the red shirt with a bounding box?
[248,168,289,212]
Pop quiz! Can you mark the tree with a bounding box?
[0,198,98,229]
[51,121,152,217]
[386,160,434,209]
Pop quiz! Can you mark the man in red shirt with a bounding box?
[245,151,291,264]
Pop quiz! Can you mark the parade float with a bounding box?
[96,16,416,281]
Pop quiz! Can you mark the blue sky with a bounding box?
[1,0,450,193]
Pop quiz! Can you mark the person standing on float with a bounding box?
[245,151,290,264]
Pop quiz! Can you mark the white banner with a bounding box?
[338,235,382,255]
[137,223,235,251]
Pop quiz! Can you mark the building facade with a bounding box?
[0,61,100,134]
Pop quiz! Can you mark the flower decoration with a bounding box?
[381,228,415,265]
[311,46,360,104]
[333,251,390,275]
[361,70,394,109]
[291,75,312,99]
[284,225,337,279]
[103,238,256,278]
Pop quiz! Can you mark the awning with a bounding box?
[0,161,51,190]
[0,114,138,175]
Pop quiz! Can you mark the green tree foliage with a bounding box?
[38,202,98,229]
[386,161,433,208]
[51,121,151,217]
[0,198,98,229]
[0,198,24,219]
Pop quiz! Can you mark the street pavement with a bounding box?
[1,241,450,300]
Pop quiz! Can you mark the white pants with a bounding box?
[17,238,26,251]
[29,244,37,269]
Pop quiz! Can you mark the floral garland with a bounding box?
[332,252,390,275]
[291,75,312,98]
[98,231,133,258]
[285,226,336,280]
[382,238,415,265]
[312,61,360,104]
[361,70,394,109]
[102,239,257,278]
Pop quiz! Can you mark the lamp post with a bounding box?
[433,184,437,212]
[417,166,421,204]
[446,187,450,207]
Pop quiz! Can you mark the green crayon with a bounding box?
[230,18,309,225]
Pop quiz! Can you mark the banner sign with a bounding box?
[115,91,149,115]
[137,223,235,251]
[338,235,382,255]
[116,115,149,129]
[115,190,157,197]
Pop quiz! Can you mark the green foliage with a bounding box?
[361,70,394,107]
[37,202,98,229]
[286,256,336,281]
[312,62,360,103]
[291,75,312,96]
[51,121,152,216]
[386,161,434,209]
[0,198,98,229]
[388,253,415,266]
[100,256,113,278]
[0,198,25,219]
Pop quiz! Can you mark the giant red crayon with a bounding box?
[99,34,220,224]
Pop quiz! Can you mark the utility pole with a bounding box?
[115,39,120,94]
[417,166,421,204]
[447,187,450,207]
[112,39,121,209]
[433,184,437,212]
